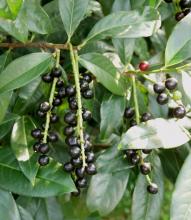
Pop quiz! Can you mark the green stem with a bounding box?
[43,49,60,143]
[69,43,86,168]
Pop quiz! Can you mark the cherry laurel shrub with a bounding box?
[0,0,191,219]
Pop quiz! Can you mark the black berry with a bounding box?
[66,85,76,97]
[82,73,92,83]
[65,136,79,146]
[50,114,59,123]
[71,157,82,167]
[82,89,93,99]
[130,119,137,127]
[82,109,92,121]
[56,79,64,88]
[42,74,53,83]
[86,151,95,163]
[69,146,81,158]
[84,133,90,141]
[156,93,169,105]
[179,0,191,9]
[57,87,66,99]
[48,132,58,142]
[64,126,75,136]
[38,155,49,166]
[64,162,74,172]
[86,163,97,175]
[141,113,152,122]
[37,110,46,118]
[173,106,186,119]
[124,107,135,119]
[125,149,136,158]
[80,79,89,92]
[69,98,78,110]
[130,154,140,165]
[140,162,152,175]
[76,177,87,188]
[53,98,62,106]
[153,83,165,94]
[64,111,76,124]
[84,140,92,152]
[33,142,41,152]
[175,12,185,21]
[39,143,49,154]
[147,183,158,194]
[51,68,62,78]
[165,78,178,90]
[31,128,42,139]
[142,149,152,154]
[39,102,50,113]
[183,8,191,16]
[75,167,85,178]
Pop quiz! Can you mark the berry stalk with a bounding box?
[43,49,60,143]
[69,43,86,168]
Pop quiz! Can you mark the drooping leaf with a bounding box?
[82,7,161,45]
[171,153,191,220]
[165,13,191,66]
[119,118,190,150]
[58,0,89,40]
[79,53,126,96]
[0,52,52,94]
[100,94,126,138]
[0,148,76,197]
[11,116,39,184]
[0,91,12,123]
[132,154,164,220]
[0,188,21,220]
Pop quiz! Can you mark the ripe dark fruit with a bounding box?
[65,136,79,146]
[86,152,95,163]
[31,128,42,139]
[147,183,158,194]
[69,146,81,158]
[39,143,49,154]
[130,154,140,165]
[82,109,92,121]
[173,106,186,119]
[84,133,90,141]
[82,73,92,83]
[48,132,58,142]
[140,163,152,175]
[156,93,169,105]
[50,114,59,123]
[86,163,97,175]
[33,142,41,152]
[139,61,149,71]
[165,78,178,90]
[53,98,62,106]
[84,141,92,152]
[66,85,76,97]
[57,87,66,98]
[64,126,75,136]
[75,167,85,178]
[80,79,89,92]
[51,67,62,78]
[141,113,152,122]
[64,112,76,124]
[142,149,152,154]
[38,155,49,166]
[130,119,137,127]
[179,0,191,9]
[39,102,50,112]
[175,12,185,21]
[124,107,135,119]
[69,99,78,110]
[82,89,93,99]
[37,110,46,118]
[64,162,74,172]
[153,83,165,94]
[56,79,64,88]
[42,74,53,83]
[76,178,87,188]
[71,157,82,167]
[125,149,136,158]
[183,8,191,16]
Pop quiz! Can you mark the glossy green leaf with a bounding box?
[58,0,89,40]
[0,189,21,220]
[100,94,126,138]
[119,118,190,150]
[171,153,191,220]
[18,206,33,220]
[82,7,161,45]
[112,0,131,12]
[165,13,191,66]
[79,53,126,96]
[17,197,63,220]
[0,91,12,123]
[132,155,164,220]
[0,52,52,94]
[0,148,76,197]
[6,0,23,18]
[11,116,39,184]
[0,50,12,73]
[181,71,191,103]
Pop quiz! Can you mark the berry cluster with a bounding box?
[31,67,63,166]
[164,0,191,21]
[153,77,186,119]
[63,73,96,196]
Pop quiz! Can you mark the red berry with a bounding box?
[139,61,149,71]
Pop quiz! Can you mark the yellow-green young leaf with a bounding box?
[11,116,39,184]
[0,52,52,94]
[6,0,23,18]
[82,7,161,45]
[119,118,190,150]
[79,53,126,96]
[171,153,191,220]
[165,13,191,66]
[132,154,164,220]
[0,148,76,197]
[58,0,89,40]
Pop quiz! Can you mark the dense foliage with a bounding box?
[0,0,191,219]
